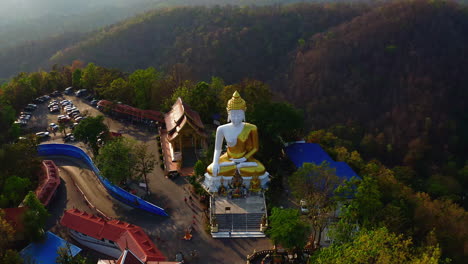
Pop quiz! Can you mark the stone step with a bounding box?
[211,231,266,238]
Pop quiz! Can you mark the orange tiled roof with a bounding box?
[60,209,166,262]
[164,98,206,140]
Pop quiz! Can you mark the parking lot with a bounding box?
[24,93,272,263]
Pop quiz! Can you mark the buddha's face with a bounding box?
[228,110,245,126]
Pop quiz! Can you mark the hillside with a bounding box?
[47,3,368,83]
[288,0,468,196]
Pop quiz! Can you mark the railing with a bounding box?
[37,144,168,217]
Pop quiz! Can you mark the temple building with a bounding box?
[162,98,207,174]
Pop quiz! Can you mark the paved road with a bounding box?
[36,95,272,263]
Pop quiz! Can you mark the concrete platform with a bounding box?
[214,195,266,214]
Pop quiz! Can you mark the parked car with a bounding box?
[49,106,60,113]
[75,89,87,97]
[25,104,37,112]
[50,90,62,97]
[35,131,50,138]
[90,99,99,106]
[64,87,73,95]
[70,122,79,130]
[64,133,75,142]
[58,115,71,124]
[49,123,59,131]
[74,116,84,123]
[14,120,27,127]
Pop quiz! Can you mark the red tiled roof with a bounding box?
[117,249,144,264]
[164,98,206,140]
[36,160,61,206]
[2,207,26,233]
[60,209,166,262]
[97,100,164,123]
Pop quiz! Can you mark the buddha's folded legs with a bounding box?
[206,159,265,177]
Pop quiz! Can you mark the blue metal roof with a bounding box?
[285,142,360,181]
[20,231,81,264]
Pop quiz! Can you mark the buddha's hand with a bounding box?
[212,163,220,177]
[230,157,247,163]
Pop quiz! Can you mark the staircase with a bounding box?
[214,213,264,234]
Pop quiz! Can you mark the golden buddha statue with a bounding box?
[206,91,266,177]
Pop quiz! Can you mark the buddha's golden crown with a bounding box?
[227,91,247,111]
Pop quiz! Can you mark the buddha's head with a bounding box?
[227,91,246,126]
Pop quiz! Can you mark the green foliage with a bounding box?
[187,175,208,196]
[96,138,135,184]
[56,244,88,264]
[0,136,41,206]
[0,249,23,264]
[97,77,131,103]
[336,176,383,228]
[289,161,342,245]
[0,209,15,255]
[23,191,49,242]
[248,101,303,142]
[164,79,223,123]
[81,63,97,90]
[311,227,442,264]
[266,207,309,250]
[129,67,161,110]
[73,115,108,155]
[72,69,82,89]
[1,176,31,207]
[193,160,206,177]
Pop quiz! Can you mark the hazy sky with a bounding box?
[0,0,154,22]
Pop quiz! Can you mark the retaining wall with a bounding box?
[37,144,168,216]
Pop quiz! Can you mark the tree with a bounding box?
[335,176,383,228]
[132,143,156,195]
[289,161,342,246]
[56,243,88,264]
[164,80,222,123]
[129,67,161,109]
[0,135,40,188]
[0,250,22,264]
[1,176,31,207]
[267,207,309,250]
[310,227,442,264]
[81,63,97,91]
[96,138,135,185]
[97,78,132,103]
[23,191,49,242]
[220,79,272,115]
[72,69,82,89]
[73,115,108,155]
[248,101,303,143]
[193,160,206,177]
[0,209,15,255]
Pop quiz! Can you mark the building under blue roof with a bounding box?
[285,142,360,181]
[20,231,81,264]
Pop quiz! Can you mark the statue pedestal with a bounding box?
[203,172,270,193]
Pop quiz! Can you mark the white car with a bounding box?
[49,123,59,131]
[35,131,50,138]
